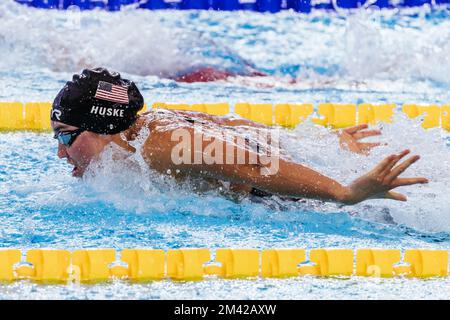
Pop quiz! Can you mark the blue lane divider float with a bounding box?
[14,0,449,12]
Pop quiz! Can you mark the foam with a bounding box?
[2,1,450,87]
[0,1,189,77]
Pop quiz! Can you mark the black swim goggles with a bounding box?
[53,129,84,147]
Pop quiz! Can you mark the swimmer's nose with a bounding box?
[57,143,68,159]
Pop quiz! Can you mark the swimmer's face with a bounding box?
[51,121,111,177]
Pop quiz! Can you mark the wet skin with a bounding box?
[52,121,135,177]
[52,111,428,204]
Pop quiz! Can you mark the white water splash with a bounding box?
[2,1,450,85]
[0,1,449,233]
[0,1,190,77]
[281,114,450,233]
[342,8,450,85]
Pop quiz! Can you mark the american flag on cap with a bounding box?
[94,81,129,104]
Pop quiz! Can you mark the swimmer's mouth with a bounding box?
[70,164,83,177]
[72,166,81,177]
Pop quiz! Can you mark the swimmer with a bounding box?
[51,68,428,205]
[172,67,267,83]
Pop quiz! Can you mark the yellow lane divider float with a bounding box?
[0,248,448,283]
[1,102,449,131]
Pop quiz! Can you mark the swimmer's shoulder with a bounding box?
[136,109,172,127]
[138,108,209,127]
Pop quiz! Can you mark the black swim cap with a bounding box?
[51,67,144,134]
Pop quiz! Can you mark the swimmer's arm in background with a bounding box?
[175,111,381,155]
[143,125,428,204]
[174,110,269,128]
[177,110,381,155]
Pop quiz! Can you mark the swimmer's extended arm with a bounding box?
[201,149,427,204]
[144,126,428,204]
[145,128,349,202]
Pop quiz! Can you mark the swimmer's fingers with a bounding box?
[390,177,429,188]
[380,150,411,176]
[384,191,407,201]
[354,129,382,140]
[344,124,368,134]
[385,154,421,183]
[359,142,381,153]
[375,149,410,174]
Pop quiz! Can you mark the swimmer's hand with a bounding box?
[342,149,428,204]
[337,124,382,155]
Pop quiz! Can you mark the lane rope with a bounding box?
[0,102,449,131]
[0,248,448,283]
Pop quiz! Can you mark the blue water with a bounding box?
[0,1,449,299]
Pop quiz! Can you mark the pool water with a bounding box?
[0,1,449,299]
